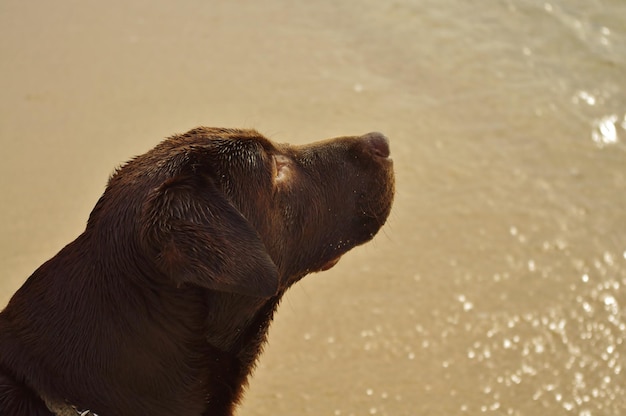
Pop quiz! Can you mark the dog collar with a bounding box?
[43,395,99,416]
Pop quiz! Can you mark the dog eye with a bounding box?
[272,155,292,184]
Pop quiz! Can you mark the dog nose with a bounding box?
[361,132,390,158]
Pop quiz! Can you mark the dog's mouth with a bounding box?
[320,256,342,271]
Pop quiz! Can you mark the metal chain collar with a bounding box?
[43,395,99,416]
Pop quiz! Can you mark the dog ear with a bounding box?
[141,172,279,298]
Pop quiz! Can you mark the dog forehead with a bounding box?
[106,128,281,193]
[147,129,268,167]
[175,127,270,147]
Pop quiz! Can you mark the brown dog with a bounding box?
[0,127,394,416]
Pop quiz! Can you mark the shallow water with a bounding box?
[1,0,625,415]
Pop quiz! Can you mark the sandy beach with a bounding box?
[2,0,626,414]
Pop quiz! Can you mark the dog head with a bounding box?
[88,127,394,297]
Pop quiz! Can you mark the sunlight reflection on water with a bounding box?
[592,115,621,147]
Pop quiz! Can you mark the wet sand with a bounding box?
[1,0,626,414]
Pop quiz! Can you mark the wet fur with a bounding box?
[0,128,394,416]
